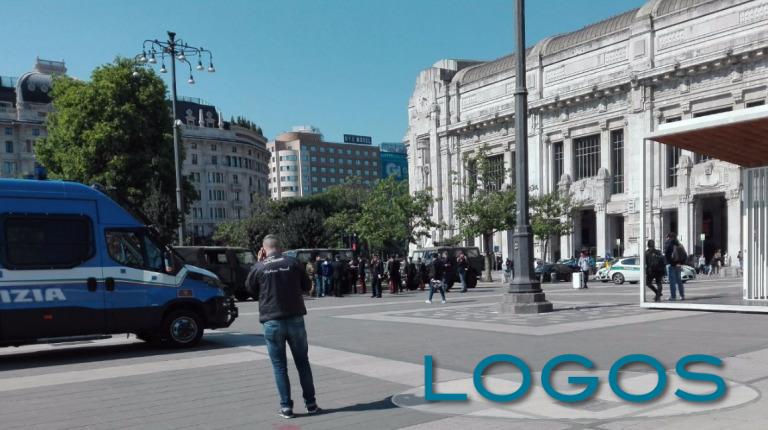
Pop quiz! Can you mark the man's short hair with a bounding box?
[667,232,677,239]
[262,234,281,249]
[647,239,655,248]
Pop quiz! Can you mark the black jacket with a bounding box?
[246,253,309,323]
[431,258,445,280]
[371,260,384,278]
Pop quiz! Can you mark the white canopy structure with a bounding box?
[642,104,768,312]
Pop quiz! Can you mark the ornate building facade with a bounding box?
[405,0,768,262]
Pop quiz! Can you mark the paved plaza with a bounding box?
[2,276,768,429]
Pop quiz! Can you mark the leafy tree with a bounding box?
[230,115,263,136]
[530,188,579,262]
[453,145,516,281]
[213,197,279,251]
[280,206,330,249]
[36,57,196,243]
[354,176,435,256]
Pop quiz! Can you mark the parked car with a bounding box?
[175,246,256,301]
[605,256,696,285]
[536,262,579,282]
[409,246,484,289]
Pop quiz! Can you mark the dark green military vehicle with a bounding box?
[175,246,256,301]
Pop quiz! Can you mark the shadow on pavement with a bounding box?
[0,332,265,372]
[309,397,399,415]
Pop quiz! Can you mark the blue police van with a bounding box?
[0,178,238,348]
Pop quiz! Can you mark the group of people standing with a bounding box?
[302,251,475,302]
[305,255,367,298]
[644,231,688,302]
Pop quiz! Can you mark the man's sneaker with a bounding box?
[306,404,322,414]
[278,408,294,419]
[441,299,446,304]
[425,300,432,304]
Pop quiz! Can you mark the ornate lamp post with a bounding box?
[135,31,216,245]
[502,0,553,314]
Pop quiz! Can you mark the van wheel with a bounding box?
[160,310,203,348]
[234,290,250,302]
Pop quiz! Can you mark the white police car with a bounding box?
[600,257,695,285]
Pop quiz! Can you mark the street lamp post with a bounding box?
[502,0,553,314]
[135,31,216,245]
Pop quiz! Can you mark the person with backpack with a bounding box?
[645,240,665,302]
[456,251,469,293]
[426,252,446,304]
[664,232,686,300]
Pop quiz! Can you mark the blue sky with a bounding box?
[2,0,646,143]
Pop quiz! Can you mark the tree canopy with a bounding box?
[530,187,579,262]
[36,57,196,243]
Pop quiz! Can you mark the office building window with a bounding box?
[191,154,198,165]
[25,140,32,153]
[746,100,765,107]
[574,134,600,180]
[552,141,564,186]
[5,141,13,153]
[211,144,217,151]
[611,129,624,195]
[32,128,40,137]
[4,127,11,136]
[211,156,218,165]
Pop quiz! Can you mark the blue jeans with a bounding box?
[667,264,684,299]
[320,276,331,296]
[263,316,316,409]
[313,275,322,296]
[428,280,446,301]
[458,270,467,292]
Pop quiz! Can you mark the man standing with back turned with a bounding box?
[246,234,320,419]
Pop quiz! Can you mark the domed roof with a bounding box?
[653,0,714,16]
[18,72,53,104]
[457,53,518,85]
[542,8,640,56]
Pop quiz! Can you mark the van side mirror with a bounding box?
[164,251,175,274]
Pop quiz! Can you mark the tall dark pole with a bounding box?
[168,31,185,245]
[502,0,553,314]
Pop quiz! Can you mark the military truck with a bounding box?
[174,246,256,301]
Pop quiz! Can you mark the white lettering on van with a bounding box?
[0,288,67,304]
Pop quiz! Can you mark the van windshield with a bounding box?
[235,251,255,265]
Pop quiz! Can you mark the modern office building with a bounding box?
[405,0,768,263]
[378,142,409,181]
[268,126,380,199]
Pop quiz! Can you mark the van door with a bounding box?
[102,229,176,333]
[0,210,106,340]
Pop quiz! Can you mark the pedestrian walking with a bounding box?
[388,256,401,294]
[504,258,514,283]
[713,249,722,275]
[645,240,665,302]
[305,258,316,297]
[664,232,687,300]
[245,234,320,419]
[357,257,367,294]
[405,257,418,290]
[348,257,359,294]
[313,255,322,297]
[331,255,345,297]
[737,251,743,276]
[426,252,446,304]
[417,257,428,290]
[319,257,333,297]
[457,251,469,293]
[697,254,706,275]
[578,250,590,289]
[442,252,455,292]
[370,255,384,298]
